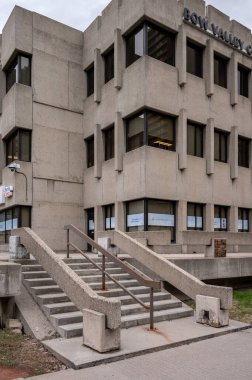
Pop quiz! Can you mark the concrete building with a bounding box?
[1,0,252,253]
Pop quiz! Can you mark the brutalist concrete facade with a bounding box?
[1,0,252,252]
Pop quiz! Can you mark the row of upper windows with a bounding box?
[85,110,250,169]
[85,21,250,98]
[86,200,250,235]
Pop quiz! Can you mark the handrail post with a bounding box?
[102,253,106,290]
[67,229,70,258]
[150,287,154,330]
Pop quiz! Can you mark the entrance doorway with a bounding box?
[86,208,94,251]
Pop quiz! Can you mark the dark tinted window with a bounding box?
[126,111,175,153]
[86,65,94,97]
[6,55,31,93]
[238,208,249,232]
[214,54,228,88]
[0,206,31,244]
[104,126,114,161]
[214,206,228,231]
[104,48,114,83]
[187,203,204,230]
[126,22,175,68]
[105,204,115,230]
[238,137,250,168]
[187,41,203,78]
[6,129,31,165]
[238,65,249,97]
[187,122,204,157]
[86,136,94,168]
[214,130,228,163]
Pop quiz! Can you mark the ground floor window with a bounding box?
[126,199,176,242]
[214,205,228,231]
[104,204,115,230]
[187,203,204,230]
[0,206,31,244]
[238,208,249,232]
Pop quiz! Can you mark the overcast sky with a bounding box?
[0,0,252,33]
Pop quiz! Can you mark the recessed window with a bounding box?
[187,122,204,158]
[238,65,249,98]
[214,206,228,231]
[214,54,228,88]
[5,129,31,165]
[104,204,115,230]
[86,208,95,250]
[214,130,228,163]
[104,126,114,161]
[126,110,175,153]
[187,203,204,231]
[238,137,250,168]
[0,206,31,244]
[187,40,204,78]
[6,55,31,93]
[126,199,176,241]
[126,22,175,68]
[86,65,94,97]
[104,48,114,83]
[86,136,94,168]
[238,208,249,232]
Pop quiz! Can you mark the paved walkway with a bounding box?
[25,328,252,380]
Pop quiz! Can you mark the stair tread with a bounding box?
[58,323,83,331]
[121,299,181,311]
[121,307,192,322]
[116,292,170,301]
[51,311,82,319]
[22,271,47,275]
[44,302,75,309]
[37,292,66,299]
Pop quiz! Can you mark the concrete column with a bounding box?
[205,39,214,97]
[115,201,125,231]
[206,118,214,175]
[114,28,123,89]
[206,203,214,232]
[95,205,103,241]
[94,124,103,179]
[0,66,6,114]
[229,206,238,232]
[115,112,124,172]
[176,200,187,244]
[176,24,187,87]
[178,109,187,170]
[230,52,238,106]
[94,48,102,103]
[230,126,238,180]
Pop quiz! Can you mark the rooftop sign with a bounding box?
[183,8,252,57]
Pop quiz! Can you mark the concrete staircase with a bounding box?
[21,256,193,338]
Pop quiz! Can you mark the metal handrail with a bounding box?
[64,224,161,329]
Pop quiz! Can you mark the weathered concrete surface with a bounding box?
[15,283,57,341]
[17,228,121,331]
[9,236,30,260]
[169,256,252,280]
[105,230,233,310]
[41,317,249,370]
[196,295,229,328]
[0,261,21,296]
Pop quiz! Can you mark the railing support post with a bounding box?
[102,253,106,290]
[67,229,70,258]
[150,287,154,330]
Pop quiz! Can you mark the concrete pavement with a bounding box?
[23,328,252,380]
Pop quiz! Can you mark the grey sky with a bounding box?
[0,0,252,33]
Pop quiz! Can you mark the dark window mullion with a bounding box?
[144,110,148,146]
[143,23,148,56]
[144,199,148,231]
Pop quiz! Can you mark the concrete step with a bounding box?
[44,302,78,316]
[74,267,124,276]
[89,279,140,291]
[121,299,182,316]
[121,307,194,328]
[30,285,61,295]
[63,258,115,265]
[50,311,83,327]
[97,285,151,298]
[22,271,49,279]
[66,262,118,270]
[80,272,132,284]
[57,323,83,339]
[117,292,171,305]
[22,264,44,272]
[24,278,56,287]
[37,293,70,306]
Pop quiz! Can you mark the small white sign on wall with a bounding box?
[0,186,5,204]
